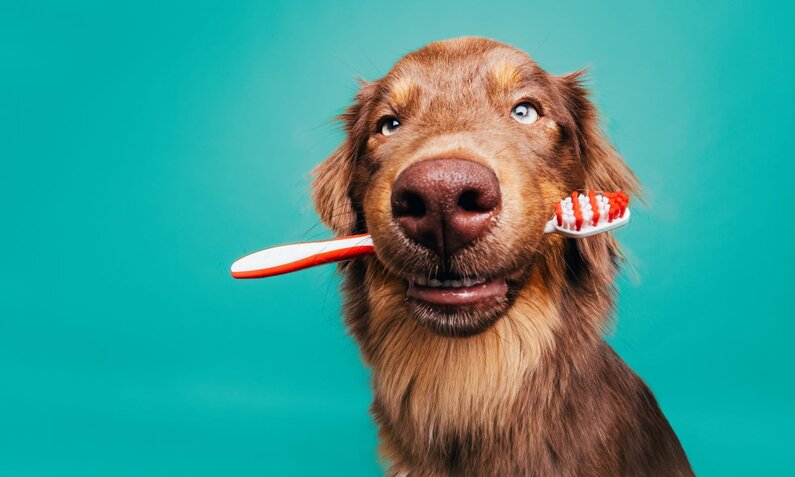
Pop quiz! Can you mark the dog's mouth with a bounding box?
[402,271,517,337]
[406,273,508,306]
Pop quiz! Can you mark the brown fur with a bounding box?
[311,37,693,476]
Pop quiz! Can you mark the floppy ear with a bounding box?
[311,83,376,236]
[558,71,641,294]
[560,70,640,196]
[311,139,357,235]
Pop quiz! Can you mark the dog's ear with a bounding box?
[311,82,377,235]
[311,139,357,235]
[559,70,640,196]
[558,71,641,295]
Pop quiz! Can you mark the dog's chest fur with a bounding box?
[338,257,692,477]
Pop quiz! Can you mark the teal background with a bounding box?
[2,1,793,475]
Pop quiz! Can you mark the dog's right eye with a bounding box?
[379,117,401,136]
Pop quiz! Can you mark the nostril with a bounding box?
[393,191,426,218]
[457,189,483,212]
[457,188,499,213]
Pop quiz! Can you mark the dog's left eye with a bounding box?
[511,102,539,125]
[379,117,401,136]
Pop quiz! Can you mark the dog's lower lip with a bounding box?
[406,276,508,306]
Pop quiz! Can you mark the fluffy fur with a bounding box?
[311,37,693,476]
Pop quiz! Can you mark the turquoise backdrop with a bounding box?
[2,1,793,475]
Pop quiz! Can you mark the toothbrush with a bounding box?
[231,190,630,279]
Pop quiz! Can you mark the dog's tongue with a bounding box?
[407,277,507,306]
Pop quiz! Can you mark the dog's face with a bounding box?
[313,38,635,337]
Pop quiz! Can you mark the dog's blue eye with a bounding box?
[380,117,400,136]
[511,102,539,125]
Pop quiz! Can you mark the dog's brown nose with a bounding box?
[391,158,501,259]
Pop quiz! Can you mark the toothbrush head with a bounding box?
[547,190,630,238]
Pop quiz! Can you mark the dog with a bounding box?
[310,37,693,476]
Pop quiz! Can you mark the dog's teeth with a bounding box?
[414,276,490,288]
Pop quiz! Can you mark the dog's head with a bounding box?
[313,37,637,337]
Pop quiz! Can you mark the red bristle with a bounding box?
[554,202,563,226]
[608,194,617,222]
[610,196,621,221]
[571,191,583,231]
[619,192,629,217]
[588,190,600,225]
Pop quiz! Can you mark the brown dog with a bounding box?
[311,37,693,476]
